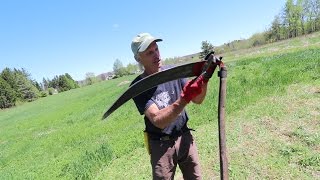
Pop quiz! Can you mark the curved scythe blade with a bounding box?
[102,61,207,120]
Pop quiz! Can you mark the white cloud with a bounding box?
[112,24,119,29]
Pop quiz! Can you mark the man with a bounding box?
[130,33,210,179]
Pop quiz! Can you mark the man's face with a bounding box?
[138,41,161,74]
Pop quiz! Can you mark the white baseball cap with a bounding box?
[131,33,162,57]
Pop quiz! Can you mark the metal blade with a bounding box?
[102,61,206,120]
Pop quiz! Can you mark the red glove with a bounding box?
[181,75,206,103]
[192,61,216,82]
[203,64,216,81]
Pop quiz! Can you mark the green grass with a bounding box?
[0,34,320,179]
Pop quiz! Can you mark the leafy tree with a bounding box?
[303,0,315,33]
[15,73,40,101]
[42,78,49,90]
[0,77,16,108]
[49,76,59,89]
[85,72,98,85]
[266,0,320,43]
[312,0,320,31]
[113,59,128,77]
[19,68,31,78]
[32,80,42,91]
[267,14,283,42]
[65,73,79,88]
[1,67,40,102]
[297,0,306,35]
[44,73,78,92]
[250,32,267,47]
[40,91,48,97]
[56,74,79,92]
[1,67,17,90]
[48,87,56,95]
[58,75,70,92]
[284,0,296,38]
[200,41,214,58]
[126,63,139,75]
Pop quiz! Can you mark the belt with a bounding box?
[149,128,194,141]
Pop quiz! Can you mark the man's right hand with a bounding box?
[180,75,206,103]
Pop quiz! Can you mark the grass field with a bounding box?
[0,33,319,179]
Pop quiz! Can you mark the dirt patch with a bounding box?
[35,128,56,138]
[117,81,131,86]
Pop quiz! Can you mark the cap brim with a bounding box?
[138,38,162,52]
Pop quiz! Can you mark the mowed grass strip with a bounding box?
[0,47,319,179]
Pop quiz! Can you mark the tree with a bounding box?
[0,77,16,108]
[265,0,320,43]
[15,73,40,101]
[42,78,49,90]
[65,73,79,88]
[58,75,71,92]
[85,72,98,85]
[1,67,17,90]
[312,0,320,31]
[126,63,139,75]
[32,80,42,91]
[48,88,56,95]
[49,75,59,89]
[250,32,267,47]
[267,14,282,42]
[304,0,314,33]
[200,41,214,58]
[113,59,127,77]
[56,73,79,91]
[1,67,40,102]
[297,0,306,35]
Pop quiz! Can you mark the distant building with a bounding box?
[97,72,115,81]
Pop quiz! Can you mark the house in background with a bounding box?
[97,72,115,81]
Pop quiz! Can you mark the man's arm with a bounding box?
[145,75,208,129]
[144,98,188,129]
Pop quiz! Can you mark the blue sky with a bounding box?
[0,0,286,82]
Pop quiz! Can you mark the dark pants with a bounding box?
[149,131,202,180]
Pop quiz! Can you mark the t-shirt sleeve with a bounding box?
[181,77,188,87]
[132,87,156,115]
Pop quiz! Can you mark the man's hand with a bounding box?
[181,75,207,103]
[192,61,217,82]
[203,64,215,81]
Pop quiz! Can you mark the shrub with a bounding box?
[40,91,48,97]
[48,88,55,95]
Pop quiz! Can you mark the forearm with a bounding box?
[147,98,188,129]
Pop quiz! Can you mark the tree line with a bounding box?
[112,59,140,78]
[266,0,320,42]
[209,0,320,54]
[0,67,79,109]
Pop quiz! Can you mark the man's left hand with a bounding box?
[181,75,207,103]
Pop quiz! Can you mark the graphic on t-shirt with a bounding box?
[155,91,170,108]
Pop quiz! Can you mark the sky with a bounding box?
[0,0,286,82]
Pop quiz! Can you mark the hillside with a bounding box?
[172,31,320,64]
[0,33,319,179]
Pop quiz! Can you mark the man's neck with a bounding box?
[144,67,161,76]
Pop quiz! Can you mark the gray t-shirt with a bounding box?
[131,66,189,136]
